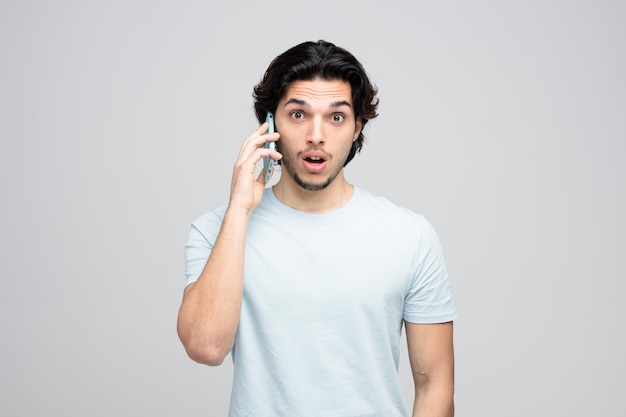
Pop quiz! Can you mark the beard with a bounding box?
[278,144,351,191]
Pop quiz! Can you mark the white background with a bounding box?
[1,1,624,416]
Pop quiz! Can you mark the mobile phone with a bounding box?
[262,112,276,184]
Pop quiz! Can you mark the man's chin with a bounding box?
[293,174,333,191]
[292,174,336,191]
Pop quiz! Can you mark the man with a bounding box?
[177,40,457,417]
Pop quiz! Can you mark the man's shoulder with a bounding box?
[356,187,426,223]
[190,204,228,231]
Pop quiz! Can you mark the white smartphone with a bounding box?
[262,112,276,184]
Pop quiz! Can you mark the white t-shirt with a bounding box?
[185,186,457,417]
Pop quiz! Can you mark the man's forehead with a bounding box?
[281,79,353,106]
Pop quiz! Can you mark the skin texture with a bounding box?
[177,78,455,416]
[406,321,455,417]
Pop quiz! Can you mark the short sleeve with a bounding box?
[183,207,226,287]
[403,216,457,324]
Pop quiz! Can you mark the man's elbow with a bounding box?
[177,323,232,366]
[187,348,228,367]
[413,371,455,417]
[182,338,230,366]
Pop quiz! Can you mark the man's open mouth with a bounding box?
[302,152,328,172]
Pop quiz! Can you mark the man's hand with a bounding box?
[228,122,281,214]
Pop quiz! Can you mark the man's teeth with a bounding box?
[305,156,323,162]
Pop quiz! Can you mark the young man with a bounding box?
[177,40,457,417]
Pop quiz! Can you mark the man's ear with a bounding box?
[353,117,363,141]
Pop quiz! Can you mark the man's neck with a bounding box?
[272,174,354,214]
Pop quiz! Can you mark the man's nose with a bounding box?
[307,117,325,145]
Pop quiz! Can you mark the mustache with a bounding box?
[275,142,331,158]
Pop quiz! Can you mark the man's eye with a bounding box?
[332,114,345,122]
[290,111,304,119]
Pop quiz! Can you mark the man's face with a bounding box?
[274,78,362,191]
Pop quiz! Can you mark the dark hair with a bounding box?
[253,40,379,166]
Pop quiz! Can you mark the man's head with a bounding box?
[253,40,379,166]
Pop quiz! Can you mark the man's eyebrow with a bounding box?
[330,100,352,109]
[283,98,307,107]
[283,98,353,109]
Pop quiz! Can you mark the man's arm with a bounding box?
[405,321,455,417]
[176,123,280,366]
